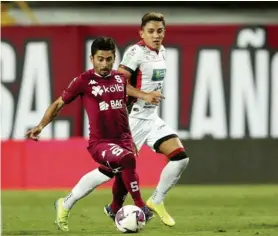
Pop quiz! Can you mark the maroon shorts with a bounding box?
[87,141,134,172]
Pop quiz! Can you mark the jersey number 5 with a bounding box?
[108,143,124,156]
[130,181,139,192]
[115,75,122,83]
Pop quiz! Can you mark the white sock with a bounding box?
[151,158,189,204]
[63,168,111,210]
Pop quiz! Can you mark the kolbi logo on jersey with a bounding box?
[91,84,124,97]
[92,86,104,96]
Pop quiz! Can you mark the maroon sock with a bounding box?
[111,175,128,213]
[119,153,145,208]
[121,169,145,208]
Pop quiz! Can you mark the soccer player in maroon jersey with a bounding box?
[25,37,160,231]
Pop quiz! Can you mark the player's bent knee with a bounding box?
[98,165,115,178]
[119,153,136,169]
[153,134,179,153]
[168,148,189,161]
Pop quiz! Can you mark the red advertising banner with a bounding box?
[1,139,166,189]
[2,25,278,141]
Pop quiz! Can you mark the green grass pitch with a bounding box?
[2,185,278,236]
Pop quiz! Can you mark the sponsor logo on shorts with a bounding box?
[157,124,166,130]
[143,102,156,109]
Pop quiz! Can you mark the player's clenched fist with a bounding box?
[142,91,165,105]
[25,125,42,141]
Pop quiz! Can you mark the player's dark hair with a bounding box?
[141,12,165,29]
[91,37,116,56]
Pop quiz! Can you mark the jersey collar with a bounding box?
[92,69,111,78]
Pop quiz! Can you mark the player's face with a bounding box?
[140,21,165,50]
[91,50,115,76]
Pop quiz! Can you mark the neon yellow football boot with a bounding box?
[146,197,175,226]
[54,198,70,231]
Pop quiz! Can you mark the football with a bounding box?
[115,205,146,233]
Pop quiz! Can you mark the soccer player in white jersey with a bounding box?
[116,12,190,226]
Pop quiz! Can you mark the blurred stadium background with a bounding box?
[1,1,278,235]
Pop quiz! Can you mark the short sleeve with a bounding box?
[119,45,142,73]
[61,75,84,104]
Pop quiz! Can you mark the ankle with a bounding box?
[134,200,145,208]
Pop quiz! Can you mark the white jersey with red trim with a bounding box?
[120,41,167,120]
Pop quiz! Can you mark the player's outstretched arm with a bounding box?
[25,96,65,141]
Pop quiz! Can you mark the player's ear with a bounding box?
[90,55,94,65]
[139,29,144,39]
[162,29,166,38]
[111,55,116,64]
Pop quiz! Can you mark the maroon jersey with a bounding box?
[61,69,133,148]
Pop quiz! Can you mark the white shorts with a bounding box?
[129,117,178,152]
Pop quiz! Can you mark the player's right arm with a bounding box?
[25,75,84,141]
[118,46,164,105]
[25,97,65,141]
